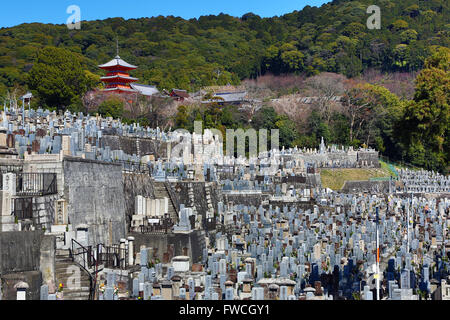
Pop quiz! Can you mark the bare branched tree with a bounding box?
[126,95,177,130]
[341,79,379,144]
[304,72,346,124]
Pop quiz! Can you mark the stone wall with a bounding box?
[123,173,156,228]
[0,231,43,273]
[32,194,59,231]
[357,151,380,167]
[296,150,379,168]
[306,173,322,187]
[101,135,169,158]
[1,271,41,300]
[129,230,206,264]
[222,193,268,207]
[63,158,126,246]
[168,182,221,220]
[0,231,55,300]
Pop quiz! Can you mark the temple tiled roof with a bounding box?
[98,56,137,69]
[131,84,160,96]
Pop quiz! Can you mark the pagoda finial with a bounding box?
[116,37,119,57]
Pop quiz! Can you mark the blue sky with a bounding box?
[0,0,330,28]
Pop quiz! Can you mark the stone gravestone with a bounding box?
[132,278,139,297]
[104,287,114,300]
[107,272,116,287]
[167,267,174,281]
[280,286,288,300]
[143,283,152,300]
[179,288,186,300]
[40,284,49,300]
[140,248,148,267]
[225,288,234,300]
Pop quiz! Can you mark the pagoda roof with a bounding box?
[100,75,139,82]
[103,87,138,93]
[98,56,137,70]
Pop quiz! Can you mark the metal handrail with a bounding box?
[70,239,99,300]
[10,172,58,196]
[96,244,128,269]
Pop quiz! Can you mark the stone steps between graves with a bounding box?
[58,286,91,292]
[54,274,91,283]
[55,281,92,289]
[55,261,75,267]
[65,296,90,301]
[54,270,90,277]
[54,265,85,271]
[62,292,91,300]
[56,249,70,254]
[55,270,91,279]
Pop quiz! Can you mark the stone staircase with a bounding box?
[55,249,92,300]
[136,138,141,157]
[153,182,177,221]
[205,183,214,218]
[188,183,195,207]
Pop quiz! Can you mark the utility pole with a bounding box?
[406,200,410,254]
[376,206,380,300]
[22,96,25,128]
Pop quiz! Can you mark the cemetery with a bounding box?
[0,105,448,301]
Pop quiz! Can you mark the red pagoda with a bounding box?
[98,55,138,94]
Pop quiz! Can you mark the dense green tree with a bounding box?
[27,47,95,109]
[0,0,447,94]
[397,47,449,173]
[97,97,124,118]
[175,105,190,130]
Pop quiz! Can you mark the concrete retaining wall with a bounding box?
[341,180,390,193]
[101,135,168,158]
[0,231,43,274]
[129,230,206,264]
[123,173,156,228]
[63,158,126,246]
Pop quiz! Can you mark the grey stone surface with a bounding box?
[0,231,43,273]
[63,158,126,246]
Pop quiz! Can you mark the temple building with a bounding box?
[98,55,160,97]
[99,55,139,94]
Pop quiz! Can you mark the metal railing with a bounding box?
[137,215,175,234]
[139,223,173,234]
[14,173,57,196]
[70,239,98,300]
[96,244,128,269]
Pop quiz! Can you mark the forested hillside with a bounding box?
[0,0,448,173]
[0,0,448,93]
